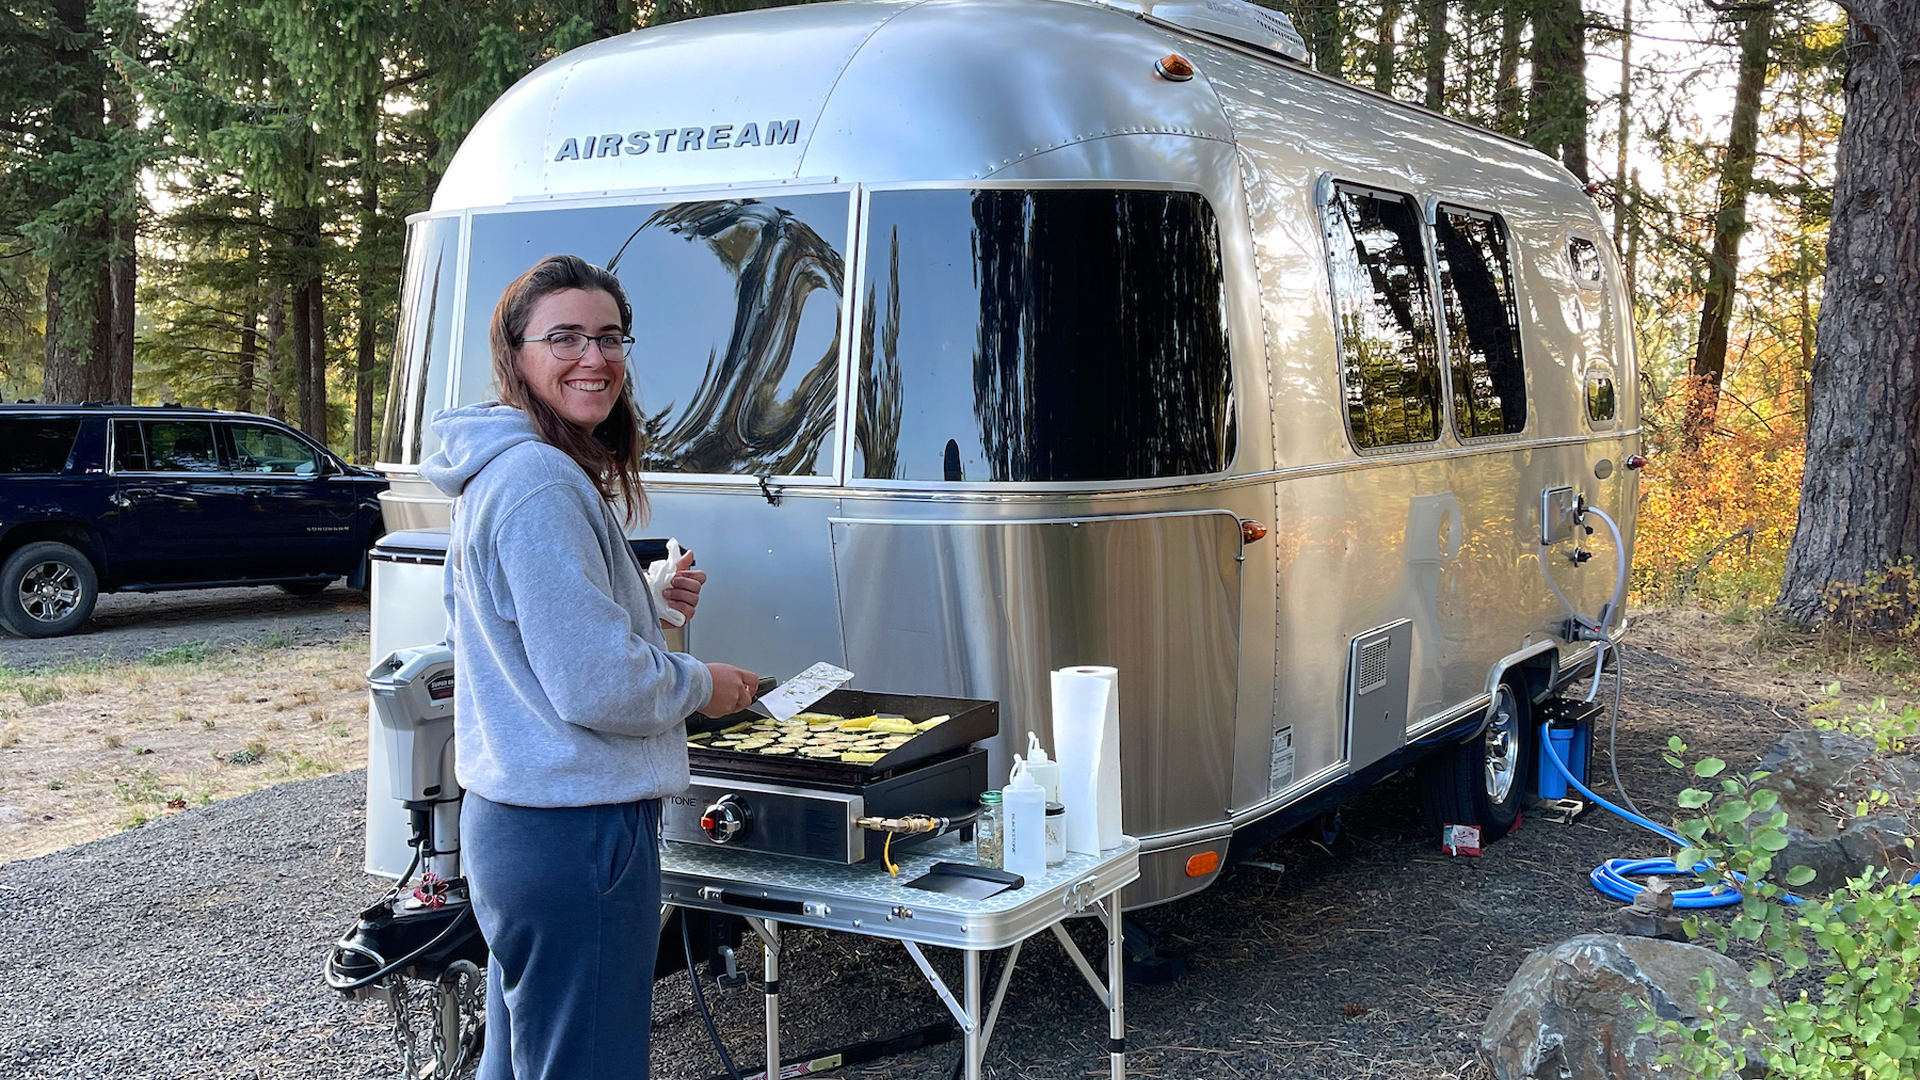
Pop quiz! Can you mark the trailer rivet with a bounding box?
[1154,54,1195,82]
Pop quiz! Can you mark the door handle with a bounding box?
[109,492,130,508]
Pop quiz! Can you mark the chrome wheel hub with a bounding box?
[18,561,81,623]
[1483,687,1519,805]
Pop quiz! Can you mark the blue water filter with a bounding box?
[1538,724,1575,799]
[1567,716,1590,790]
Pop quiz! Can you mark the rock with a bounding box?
[1754,730,1874,836]
[1615,879,1686,941]
[1836,814,1920,883]
[1778,827,1859,894]
[1481,934,1775,1080]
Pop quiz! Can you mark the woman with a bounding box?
[420,254,758,1079]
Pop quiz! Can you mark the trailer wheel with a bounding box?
[1417,681,1531,842]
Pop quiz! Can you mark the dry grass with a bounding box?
[1628,605,1920,715]
[0,636,369,862]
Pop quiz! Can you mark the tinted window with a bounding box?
[381,215,461,465]
[0,417,80,474]
[1324,185,1441,449]
[144,422,221,472]
[1569,237,1603,286]
[1586,374,1617,422]
[111,420,147,472]
[1435,207,1526,438]
[853,188,1233,483]
[230,423,321,475]
[466,195,848,477]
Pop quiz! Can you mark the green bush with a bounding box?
[1810,685,1919,756]
[1639,737,1920,1079]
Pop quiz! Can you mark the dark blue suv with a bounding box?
[0,404,387,637]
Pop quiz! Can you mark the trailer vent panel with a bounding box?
[1345,620,1412,772]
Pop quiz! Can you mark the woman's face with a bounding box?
[515,287,626,431]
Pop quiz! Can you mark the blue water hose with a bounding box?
[1536,722,1747,908]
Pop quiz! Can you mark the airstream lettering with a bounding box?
[367,0,1638,910]
[552,121,802,160]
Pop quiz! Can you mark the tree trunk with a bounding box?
[1778,0,1920,626]
[354,150,379,463]
[308,275,328,442]
[1683,3,1774,451]
[1494,0,1524,135]
[1613,0,1633,255]
[592,0,621,38]
[1306,0,1343,76]
[1374,0,1403,95]
[264,286,286,422]
[41,267,84,403]
[1527,0,1589,181]
[291,275,313,431]
[1421,0,1448,110]
[110,220,135,403]
[85,262,113,402]
[238,305,258,414]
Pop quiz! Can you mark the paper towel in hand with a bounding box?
[644,538,688,628]
[1050,665,1123,854]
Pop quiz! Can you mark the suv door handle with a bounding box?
[109,491,130,508]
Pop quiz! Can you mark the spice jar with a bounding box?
[1045,801,1066,865]
[975,790,1004,869]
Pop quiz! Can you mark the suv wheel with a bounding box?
[1,541,100,638]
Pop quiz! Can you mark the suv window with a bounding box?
[229,423,322,476]
[114,420,221,473]
[1435,206,1526,438]
[0,417,81,474]
[852,187,1234,483]
[1324,184,1442,449]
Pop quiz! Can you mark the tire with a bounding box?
[0,541,100,638]
[1417,680,1532,843]
[277,579,335,597]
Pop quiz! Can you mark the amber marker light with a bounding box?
[1154,53,1195,82]
[1186,851,1221,877]
[1240,519,1269,543]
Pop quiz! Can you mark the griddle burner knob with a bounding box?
[700,794,751,844]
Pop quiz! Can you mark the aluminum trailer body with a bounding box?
[367,0,1639,906]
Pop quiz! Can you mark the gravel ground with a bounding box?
[0,638,1800,1080]
[0,585,368,671]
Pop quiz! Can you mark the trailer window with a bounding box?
[465,195,848,478]
[1435,207,1526,438]
[853,188,1233,483]
[1324,185,1441,449]
[380,215,461,465]
[0,417,80,474]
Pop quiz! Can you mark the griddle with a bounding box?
[686,689,998,789]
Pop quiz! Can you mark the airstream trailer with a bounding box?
[366,0,1637,909]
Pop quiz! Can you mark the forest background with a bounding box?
[0,0,1907,626]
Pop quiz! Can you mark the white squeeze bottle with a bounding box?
[1024,731,1062,805]
[1001,754,1049,885]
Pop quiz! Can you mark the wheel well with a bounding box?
[0,522,102,574]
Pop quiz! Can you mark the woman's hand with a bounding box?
[661,549,706,627]
[699,662,760,717]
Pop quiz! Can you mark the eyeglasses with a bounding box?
[517,331,635,361]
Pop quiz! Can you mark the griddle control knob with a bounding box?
[700,794,750,844]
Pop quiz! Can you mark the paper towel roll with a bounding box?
[1050,665,1123,854]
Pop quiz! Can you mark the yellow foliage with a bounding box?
[1632,427,1804,607]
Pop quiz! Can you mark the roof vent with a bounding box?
[1090,0,1310,64]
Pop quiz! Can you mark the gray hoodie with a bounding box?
[419,403,712,807]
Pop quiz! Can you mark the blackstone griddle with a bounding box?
[663,690,996,864]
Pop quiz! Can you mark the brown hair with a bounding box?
[489,255,646,522]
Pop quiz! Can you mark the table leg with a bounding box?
[764,919,781,1080]
[964,949,982,1080]
[1106,893,1125,1080]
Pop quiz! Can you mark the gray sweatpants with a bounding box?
[463,794,662,1080]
